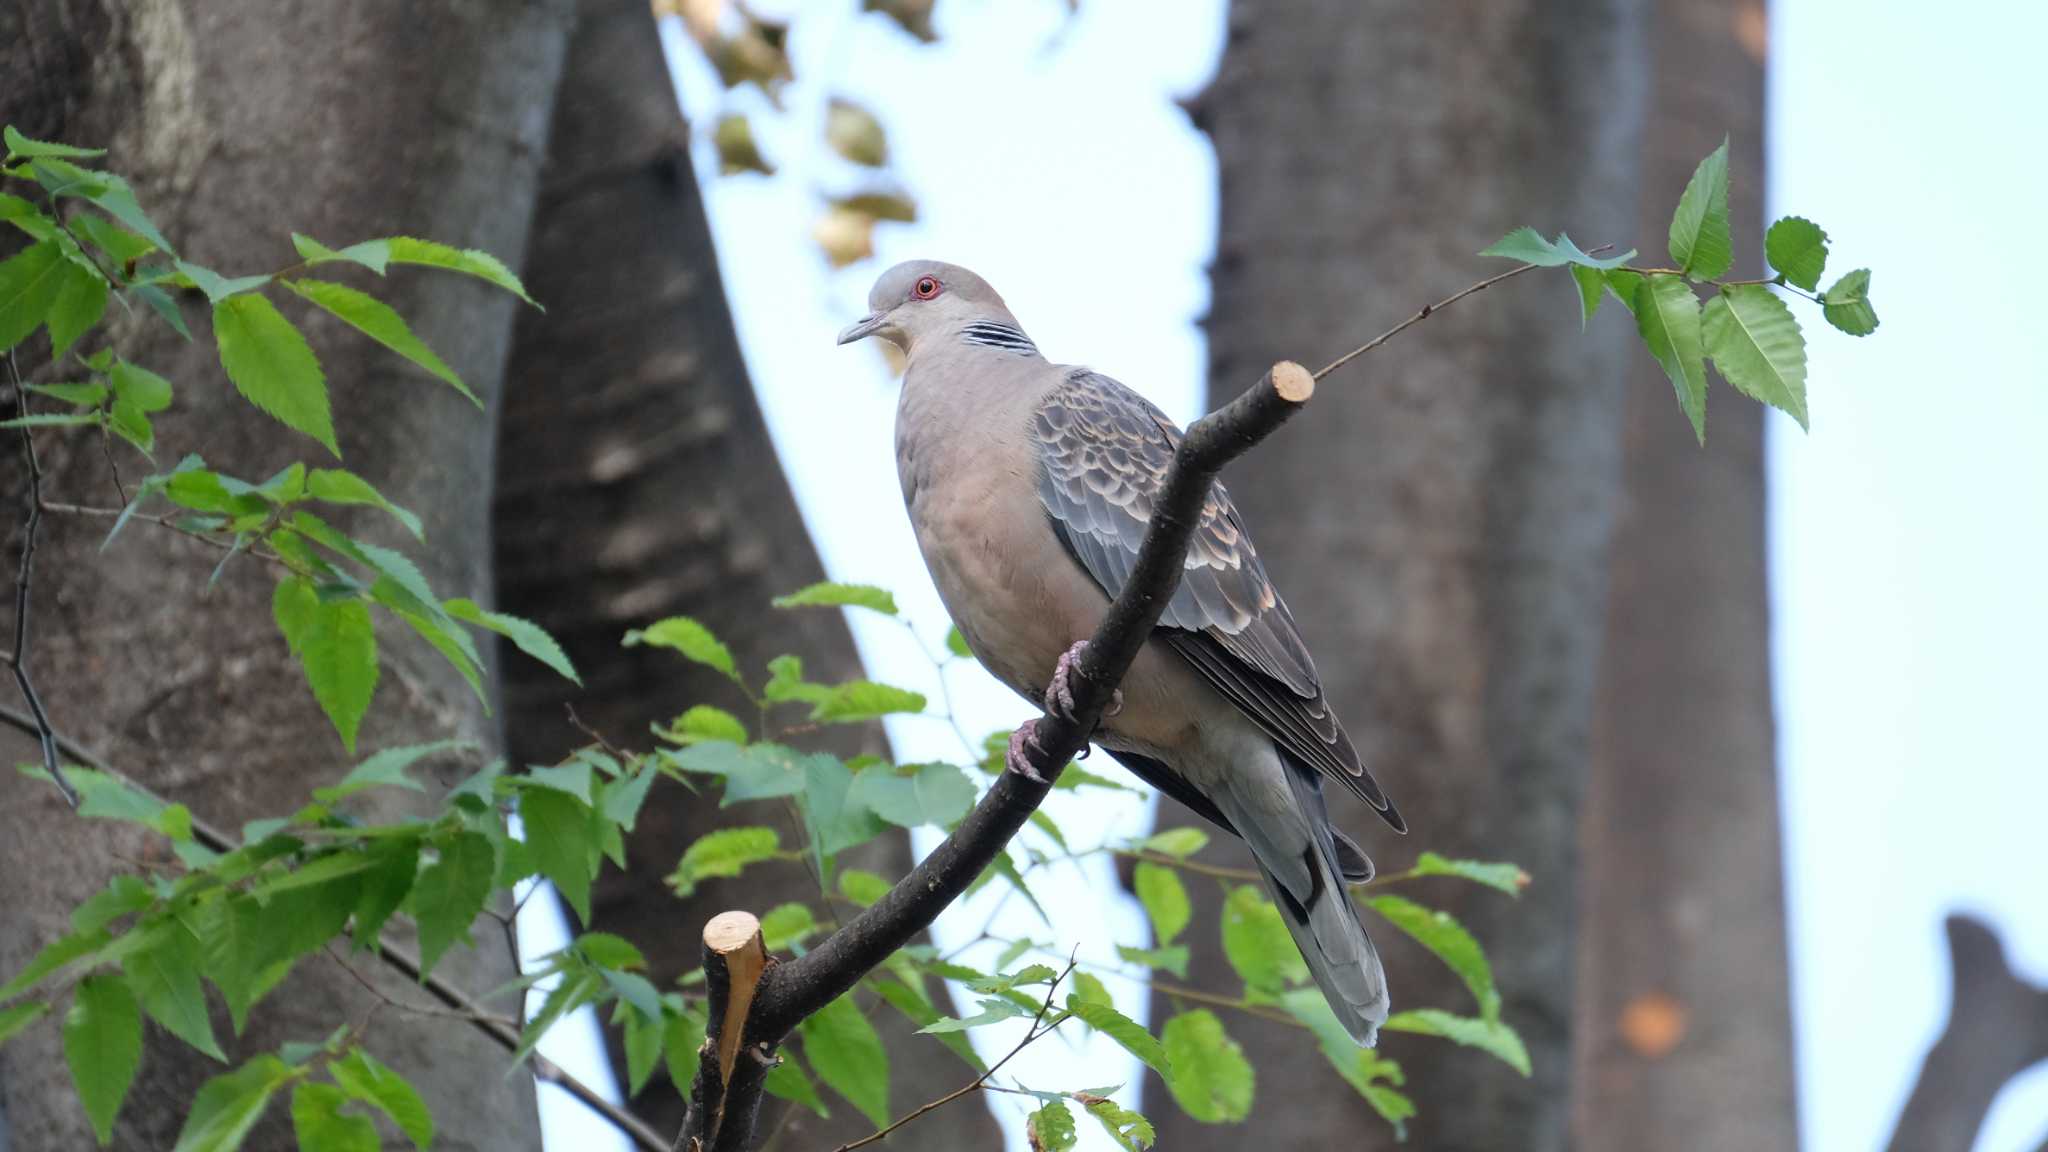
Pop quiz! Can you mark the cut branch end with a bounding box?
[1269,359,1314,403]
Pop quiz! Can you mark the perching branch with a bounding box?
[0,702,671,1152]
[5,352,75,807]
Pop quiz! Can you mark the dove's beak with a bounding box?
[837,312,887,346]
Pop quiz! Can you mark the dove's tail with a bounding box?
[1252,839,1389,1046]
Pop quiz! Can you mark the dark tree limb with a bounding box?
[1885,915,2048,1152]
[3,354,74,807]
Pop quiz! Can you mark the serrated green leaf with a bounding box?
[301,469,423,540]
[284,278,477,406]
[1704,284,1809,428]
[849,761,975,828]
[69,877,153,935]
[69,210,154,266]
[1134,862,1190,946]
[1160,1010,1252,1123]
[1070,971,1113,1010]
[0,240,67,352]
[1085,1098,1156,1150]
[1764,216,1829,291]
[291,1081,378,1152]
[772,581,898,614]
[60,766,192,840]
[1116,943,1190,979]
[1383,1008,1531,1075]
[126,922,223,1061]
[656,704,748,746]
[1139,827,1209,859]
[763,1052,829,1116]
[282,586,378,753]
[291,234,391,275]
[1405,852,1528,896]
[666,741,816,804]
[668,826,781,897]
[801,752,892,857]
[384,237,536,306]
[801,993,889,1127]
[4,126,106,160]
[174,260,270,304]
[919,997,1028,1033]
[663,1005,709,1100]
[1822,268,1879,336]
[46,256,107,359]
[0,926,110,1001]
[0,1000,50,1045]
[522,788,595,924]
[411,831,494,977]
[1636,274,1708,444]
[808,680,927,724]
[599,761,657,833]
[1603,268,1644,318]
[0,411,97,429]
[1281,988,1414,1134]
[1570,264,1604,329]
[838,869,891,908]
[329,1048,431,1149]
[622,1004,663,1098]
[110,360,171,412]
[172,1056,293,1152]
[1066,998,1170,1075]
[66,973,142,1142]
[624,616,737,681]
[1478,227,1633,269]
[443,598,579,684]
[1029,1099,1079,1151]
[319,741,460,802]
[759,903,820,952]
[1668,137,1733,279]
[213,294,335,454]
[350,837,420,950]
[26,380,108,407]
[1221,885,1308,994]
[1365,894,1498,1018]
[515,970,603,1066]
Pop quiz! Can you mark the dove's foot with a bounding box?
[1005,723,1051,784]
[1049,641,1123,722]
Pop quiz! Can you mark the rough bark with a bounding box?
[1574,3,1797,1148]
[0,1,571,1148]
[492,1,996,1146]
[1147,2,1647,1147]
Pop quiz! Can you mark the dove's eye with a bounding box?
[913,276,942,300]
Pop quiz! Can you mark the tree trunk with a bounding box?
[0,1,570,1147]
[1147,2,1647,1147]
[494,2,998,1146]
[1574,3,1797,1148]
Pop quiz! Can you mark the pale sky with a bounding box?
[529,3,2048,1150]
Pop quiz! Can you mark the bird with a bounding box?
[838,259,1403,1046]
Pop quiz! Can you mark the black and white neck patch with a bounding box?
[959,320,1039,356]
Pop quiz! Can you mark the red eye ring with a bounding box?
[913,276,941,300]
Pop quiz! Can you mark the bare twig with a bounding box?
[6,352,74,806]
[1885,916,2048,1152]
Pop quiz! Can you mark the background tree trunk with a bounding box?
[0,1,571,1147]
[1147,1,1648,1147]
[1574,3,1798,1148]
[494,1,999,1146]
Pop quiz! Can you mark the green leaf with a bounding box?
[763,654,829,705]
[1570,264,1604,329]
[849,761,975,828]
[69,211,156,266]
[663,1006,709,1099]
[1221,885,1308,994]
[1070,971,1113,1010]
[1065,998,1170,1076]
[656,704,748,745]
[50,166,172,256]
[1704,284,1809,428]
[522,787,595,924]
[763,1053,829,1116]
[0,411,97,429]
[60,766,192,839]
[1116,943,1190,980]
[666,741,816,804]
[301,469,423,540]
[838,869,892,908]
[4,126,106,160]
[0,927,112,1001]
[133,282,190,340]
[1635,274,1708,444]
[213,294,335,454]
[384,237,537,306]
[0,240,67,352]
[1134,862,1190,946]
[759,903,821,952]
[443,598,579,684]
[1160,1010,1253,1123]
[622,1004,664,1098]
[291,1082,378,1152]
[0,1000,50,1045]
[329,1048,432,1149]
[1405,852,1528,896]
[965,963,1057,994]
[1281,989,1414,1133]
[1478,227,1633,270]
[69,877,152,935]
[172,1056,293,1152]
[350,837,420,950]
[26,380,108,407]
[66,973,142,1143]
[669,826,781,897]
[319,741,461,802]
[274,578,378,752]
[1821,267,1879,336]
[624,616,737,681]
[1383,1008,1531,1075]
[291,234,391,275]
[772,582,899,615]
[1139,827,1209,858]
[1764,216,1829,291]
[411,831,495,976]
[801,752,892,857]
[1365,894,1498,1018]
[1085,1098,1156,1150]
[1603,268,1644,317]
[808,680,927,724]
[1668,137,1733,279]
[46,256,107,359]
[945,626,972,658]
[284,279,477,406]
[801,993,890,1127]
[127,923,223,1060]
[918,997,1027,1033]
[599,761,658,833]
[174,260,270,304]
[1028,1100,1079,1151]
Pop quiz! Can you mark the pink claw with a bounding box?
[1049,641,1123,723]
[1005,723,1050,784]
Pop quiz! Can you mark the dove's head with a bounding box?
[836,260,1013,353]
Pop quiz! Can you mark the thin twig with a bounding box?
[6,352,74,806]
[97,425,129,505]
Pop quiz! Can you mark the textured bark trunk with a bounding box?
[1146,2,1647,1147]
[493,2,998,1147]
[1574,3,1798,1148]
[0,2,571,1149]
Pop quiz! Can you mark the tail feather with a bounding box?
[1258,844,1389,1046]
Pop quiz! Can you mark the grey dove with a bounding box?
[838,260,1402,1045]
